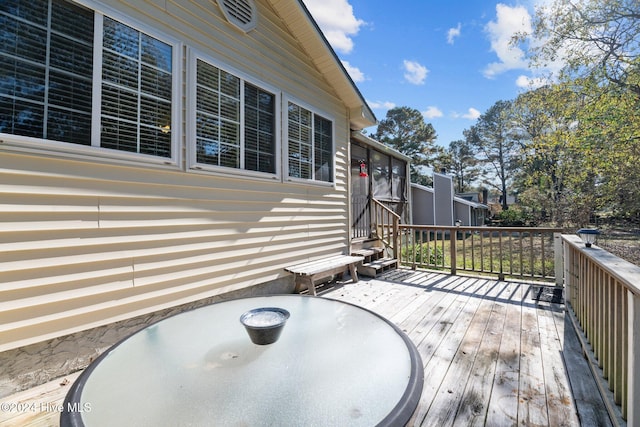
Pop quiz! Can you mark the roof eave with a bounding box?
[351,132,412,162]
[270,0,377,130]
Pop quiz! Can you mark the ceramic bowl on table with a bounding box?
[239,307,290,345]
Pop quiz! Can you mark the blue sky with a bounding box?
[302,0,553,147]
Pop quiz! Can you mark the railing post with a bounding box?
[371,198,402,260]
[450,227,457,276]
[554,232,563,287]
[563,236,572,304]
[628,290,640,427]
[393,216,399,260]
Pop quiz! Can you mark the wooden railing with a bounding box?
[563,234,640,425]
[369,210,638,422]
[372,199,400,256]
[397,225,563,283]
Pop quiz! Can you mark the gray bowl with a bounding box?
[240,307,290,345]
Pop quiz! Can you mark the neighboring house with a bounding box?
[455,190,490,226]
[0,0,376,392]
[411,173,490,226]
[453,197,490,227]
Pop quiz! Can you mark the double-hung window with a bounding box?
[2,0,337,180]
[100,17,174,158]
[0,0,177,162]
[192,57,276,175]
[287,102,333,183]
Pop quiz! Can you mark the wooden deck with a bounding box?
[0,269,614,426]
[322,269,614,427]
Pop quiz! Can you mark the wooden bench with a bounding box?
[284,255,364,296]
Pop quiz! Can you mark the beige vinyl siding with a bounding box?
[0,0,354,351]
[0,150,349,350]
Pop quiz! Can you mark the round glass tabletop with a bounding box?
[61,295,423,426]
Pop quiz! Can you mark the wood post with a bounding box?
[450,227,457,276]
[628,290,640,426]
[554,232,563,287]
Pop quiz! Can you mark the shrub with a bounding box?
[403,243,444,265]
[495,206,534,226]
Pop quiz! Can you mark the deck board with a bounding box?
[323,269,614,427]
[486,281,522,426]
[0,269,614,426]
[458,296,506,426]
[518,307,548,426]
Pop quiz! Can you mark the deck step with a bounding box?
[351,247,384,258]
[358,257,398,277]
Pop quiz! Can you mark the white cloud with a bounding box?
[423,106,443,119]
[464,108,481,120]
[447,23,462,45]
[483,4,532,78]
[342,61,365,82]
[368,100,396,110]
[403,60,429,85]
[516,74,548,89]
[302,0,365,54]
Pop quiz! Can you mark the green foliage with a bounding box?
[511,76,640,224]
[527,0,640,97]
[510,83,586,225]
[402,243,444,266]
[495,206,534,227]
[434,139,481,193]
[465,100,521,211]
[374,106,439,185]
[504,0,640,225]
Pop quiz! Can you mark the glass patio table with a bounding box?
[61,295,423,426]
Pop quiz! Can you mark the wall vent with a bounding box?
[218,0,257,33]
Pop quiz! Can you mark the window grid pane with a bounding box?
[314,115,332,182]
[0,56,46,101]
[288,102,331,181]
[101,84,138,121]
[196,137,219,165]
[0,1,48,26]
[141,33,172,73]
[391,158,406,201]
[140,126,171,157]
[0,98,43,137]
[101,116,137,152]
[102,51,138,89]
[0,0,93,144]
[47,107,91,145]
[51,0,93,43]
[197,86,220,117]
[141,65,172,101]
[195,59,247,169]
[1,19,47,64]
[244,83,275,173]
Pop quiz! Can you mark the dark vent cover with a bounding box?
[219,0,257,32]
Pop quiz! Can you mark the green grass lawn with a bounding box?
[401,231,556,280]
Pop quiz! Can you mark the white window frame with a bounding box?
[283,95,335,186]
[186,49,281,181]
[0,0,182,168]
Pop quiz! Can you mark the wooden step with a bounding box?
[351,247,386,267]
[351,247,384,258]
[358,257,398,277]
